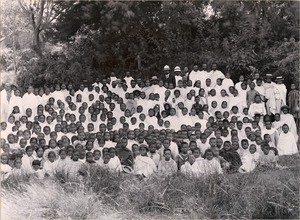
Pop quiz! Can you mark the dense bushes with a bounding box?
[5,1,298,91]
[2,155,299,219]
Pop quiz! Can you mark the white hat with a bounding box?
[174,66,181,72]
[150,76,159,81]
[163,65,170,71]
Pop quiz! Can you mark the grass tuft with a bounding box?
[2,154,299,219]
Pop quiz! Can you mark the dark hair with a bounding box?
[93,150,101,156]
[203,149,214,158]
[163,148,171,154]
[25,145,33,152]
[32,160,41,166]
[241,139,249,144]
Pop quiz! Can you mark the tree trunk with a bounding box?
[33,28,42,57]
[12,35,17,74]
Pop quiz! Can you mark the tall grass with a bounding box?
[2,154,299,219]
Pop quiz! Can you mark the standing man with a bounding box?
[0,83,12,121]
[209,63,225,88]
[188,64,201,85]
[161,65,176,88]
[124,71,134,86]
[263,74,276,115]
[199,63,210,86]
[174,66,182,85]
[273,76,287,114]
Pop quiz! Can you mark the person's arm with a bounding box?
[274,131,279,147]
[127,153,134,167]
[246,91,250,107]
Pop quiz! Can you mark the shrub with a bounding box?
[1,155,299,219]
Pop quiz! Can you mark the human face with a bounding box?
[242,141,249,149]
[86,153,94,163]
[60,150,67,159]
[282,125,289,133]
[1,155,8,164]
[94,151,101,160]
[26,147,34,156]
[249,145,256,154]
[255,95,261,103]
[140,147,147,156]
[72,151,80,161]
[263,148,270,155]
[48,152,56,162]
[181,144,189,154]
[36,148,44,157]
[164,150,171,161]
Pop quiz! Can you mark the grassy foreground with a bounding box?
[1,154,299,220]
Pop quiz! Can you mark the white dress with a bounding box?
[202,158,223,175]
[134,155,157,177]
[239,152,259,172]
[277,132,298,156]
[280,113,298,141]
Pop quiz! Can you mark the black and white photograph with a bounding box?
[0,0,299,219]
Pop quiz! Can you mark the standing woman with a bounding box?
[280,105,298,142]
[277,124,298,155]
[23,85,39,117]
[8,89,24,118]
[1,83,12,121]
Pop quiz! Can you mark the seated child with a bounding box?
[238,139,250,158]
[180,154,196,177]
[202,149,223,175]
[175,142,190,170]
[79,152,98,177]
[157,149,178,177]
[107,147,122,173]
[133,144,157,178]
[56,149,72,175]
[22,146,35,174]
[32,160,45,179]
[43,151,58,177]
[93,149,103,166]
[11,157,24,177]
[239,144,259,173]
[220,141,242,173]
[67,150,84,180]
[211,146,229,170]
[1,154,11,180]
[258,144,278,168]
[147,142,160,167]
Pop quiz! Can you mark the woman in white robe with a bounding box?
[1,83,12,121]
[280,106,298,141]
[263,76,276,115]
[236,83,249,110]
[277,124,298,156]
[23,86,39,116]
[8,89,24,117]
[273,78,287,114]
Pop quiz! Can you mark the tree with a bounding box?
[17,0,76,56]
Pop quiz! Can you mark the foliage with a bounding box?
[3,0,299,89]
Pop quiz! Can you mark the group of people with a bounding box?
[1,63,299,181]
